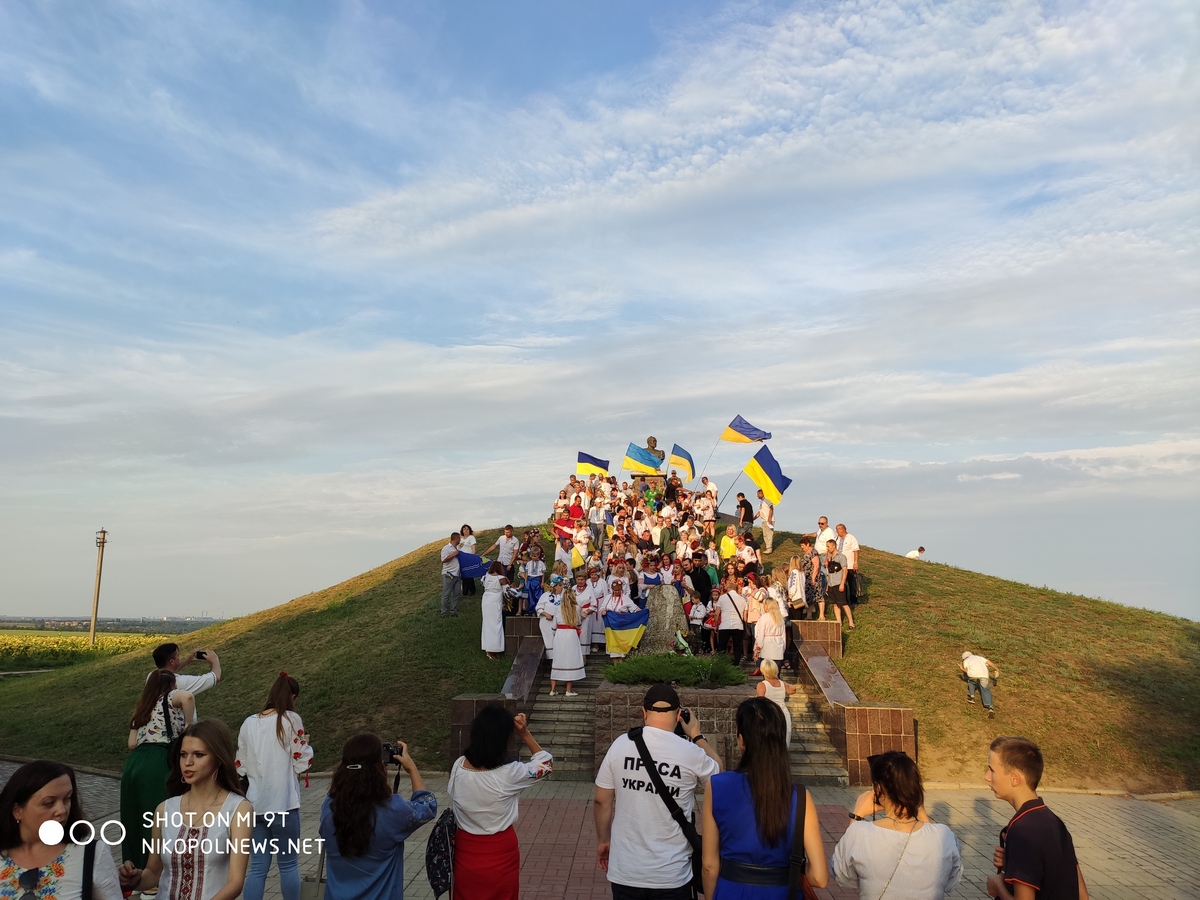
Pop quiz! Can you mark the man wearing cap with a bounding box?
[960,651,999,716]
[594,683,720,898]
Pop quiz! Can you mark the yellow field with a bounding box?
[0,632,165,669]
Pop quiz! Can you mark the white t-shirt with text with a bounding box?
[595,727,719,889]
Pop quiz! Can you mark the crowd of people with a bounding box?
[454,471,867,677]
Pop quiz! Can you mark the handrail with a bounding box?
[501,636,544,705]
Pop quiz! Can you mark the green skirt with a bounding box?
[120,742,171,867]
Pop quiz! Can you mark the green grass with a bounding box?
[1,526,1196,791]
[604,653,746,688]
[766,534,1200,792]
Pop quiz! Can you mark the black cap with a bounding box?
[643,683,680,711]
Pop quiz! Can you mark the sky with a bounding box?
[1,0,1197,622]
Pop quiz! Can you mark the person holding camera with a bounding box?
[151,642,222,717]
[236,672,314,900]
[448,706,552,900]
[319,734,437,900]
[594,683,721,900]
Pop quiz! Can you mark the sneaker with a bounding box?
[967,698,976,704]
[548,690,558,696]
[564,691,578,697]
[987,707,995,718]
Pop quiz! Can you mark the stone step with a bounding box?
[791,764,850,787]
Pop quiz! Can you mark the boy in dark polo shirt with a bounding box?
[985,736,1089,900]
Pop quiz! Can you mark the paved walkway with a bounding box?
[3,761,1198,899]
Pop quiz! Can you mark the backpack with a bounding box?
[424,808,457,898]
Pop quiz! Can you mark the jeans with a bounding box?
[611,883,694,900]
[441,573,462,614]
[968,677,993,708]
[243,809,301,900]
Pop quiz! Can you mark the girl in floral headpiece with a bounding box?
[535,574,565,661]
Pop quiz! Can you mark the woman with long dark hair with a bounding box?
[119,668,195,868]
[1,761,123,900]
[447,706,552,900]
[236,672,314,900]
[318,734,436,900]
[701,697,829,898]
[119,720,253,900]
[830,751,962,899]
[481,561,509,659]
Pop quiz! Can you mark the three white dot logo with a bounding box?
[38,818,125,846]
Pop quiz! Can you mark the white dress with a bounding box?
[550,604,586,682]
[536,590,561,659]
[761,679,792,747]
[480,573,506,653]
[159,791,245,900]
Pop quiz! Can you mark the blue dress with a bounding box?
[711,771,798,899]
[319,791,438,900]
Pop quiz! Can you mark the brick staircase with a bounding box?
[526,653,609,781]
[784,682,849,786]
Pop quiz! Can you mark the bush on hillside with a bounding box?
[604,653,746,688]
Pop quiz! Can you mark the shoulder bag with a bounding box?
[628,727,703,898]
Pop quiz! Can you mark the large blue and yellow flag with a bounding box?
[720,415,772,443]
[603,608,649,655]
[577,452,610,477]
[622,442,662,475]
[668,444,695,482]
[457,553,493,579]
[743,444,792,504]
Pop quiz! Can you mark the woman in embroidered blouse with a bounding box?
[119,669,195,868]
[236,672,314,900]
[119,720,253,900]
[1,761,123,900]
[319,734,436,900]
[448,707,552,900]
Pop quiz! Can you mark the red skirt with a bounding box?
[453,826,520,900]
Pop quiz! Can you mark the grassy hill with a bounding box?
[1,527,1196,791]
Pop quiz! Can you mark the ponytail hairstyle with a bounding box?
[131,669,177,730]
[736,697,792,847]
[263,672,300,747]
[328,734,390,857]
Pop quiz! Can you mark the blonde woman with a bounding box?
[755,659,797,747]
[548,588,585,697]
[753,592,788,672]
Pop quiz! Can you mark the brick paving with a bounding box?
[4,760,1198,899]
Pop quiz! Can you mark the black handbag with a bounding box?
[628,727,704,897]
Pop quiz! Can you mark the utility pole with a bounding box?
[89,529,108,647]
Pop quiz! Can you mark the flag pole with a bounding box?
[715,468,748,516]
[697,436,722,481]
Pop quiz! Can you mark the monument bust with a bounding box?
[644,436,666,462]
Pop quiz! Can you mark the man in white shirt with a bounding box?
[960,650,1000,716]
[151,642,222,720]
[594,683,720,898]
[700,477,718,504]
[905,546,926,560]
[440,532,462,617]
[813,517,837,557]
[754,489,775,554]
[836,523,860,605]
[483,524,522,579]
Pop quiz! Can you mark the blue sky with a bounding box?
[1,0,1197,621]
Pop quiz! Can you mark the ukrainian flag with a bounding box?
[603,608,649,655]
[720,415,772,443]
[577,452,610,477]
[622,442,662,475]
[668,444,695,482]
[570,547,586,570]
[743,445,792,505]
